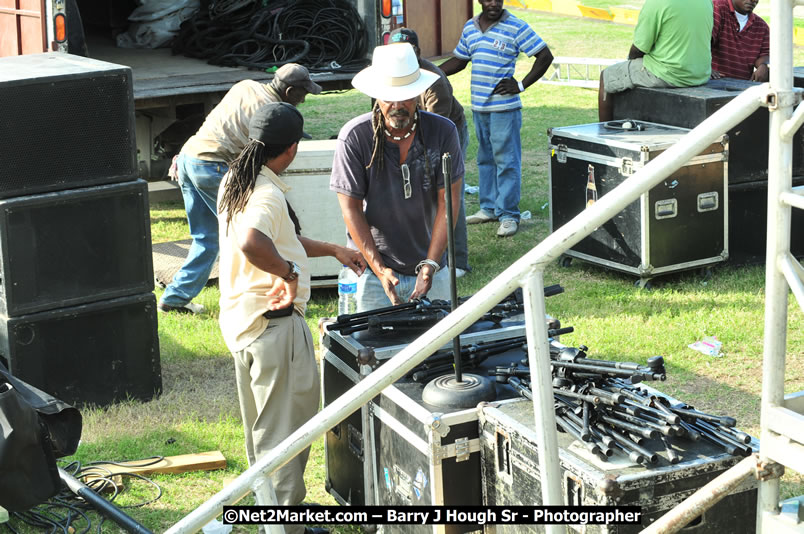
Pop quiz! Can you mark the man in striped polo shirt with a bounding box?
[441,0,553,238]
[711,0,770,82]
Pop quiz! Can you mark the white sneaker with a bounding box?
[496,219,519,237]
[466,210,497,224]
[455,268,466,278]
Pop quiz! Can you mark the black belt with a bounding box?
[263,306,294,319]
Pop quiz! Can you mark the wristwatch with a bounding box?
[283,260,301,282]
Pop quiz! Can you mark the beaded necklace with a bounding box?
[384,112,418,141]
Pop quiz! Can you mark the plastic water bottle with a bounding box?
[338,265,358,316]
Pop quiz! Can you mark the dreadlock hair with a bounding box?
[219,139,303,235]
[366,103,386,171]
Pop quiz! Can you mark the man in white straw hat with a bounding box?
[330,43,465,312]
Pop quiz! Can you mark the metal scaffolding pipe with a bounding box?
[780,190,804,211]
[641,456,757,534]
[523,272,563,534]
[780,100,804,141]
[758,0,795,527]
[166,78,767,534]
[779,254,804,313]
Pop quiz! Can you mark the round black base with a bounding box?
[421,373,497,410]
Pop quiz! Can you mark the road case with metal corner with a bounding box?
[368,341,532,534]
[321,318,539,524]
[479,398,759,534]
[548,121,729,287]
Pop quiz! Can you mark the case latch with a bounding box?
[455,437,471,463]
[556,144,568,163]
[619,157,634,176]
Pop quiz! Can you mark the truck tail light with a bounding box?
[382,32,390,45]
[54,14,67,42]
[381,0,393,18]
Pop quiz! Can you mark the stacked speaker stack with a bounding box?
[0,53,161,407]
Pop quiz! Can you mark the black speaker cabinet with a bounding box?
[0,180,154,317]
[0,53,136,199]
[0,293,161,407]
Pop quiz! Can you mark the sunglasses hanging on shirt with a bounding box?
[400,163,412,199]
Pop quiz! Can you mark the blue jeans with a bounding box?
[473,109,522,222]
[356,268,451,312]
[160,155,227,307]
[453,121,470,271]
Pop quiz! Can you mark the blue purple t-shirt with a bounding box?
[329,111,464,276]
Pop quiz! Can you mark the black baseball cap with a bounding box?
[249,102,312,145]
[389,28,419,48]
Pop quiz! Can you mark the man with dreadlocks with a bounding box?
[159,63,322,315]
[217,102,362,534]
[330,43,465,312]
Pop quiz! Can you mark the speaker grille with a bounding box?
[0,68,136,198]
[0,293,161,407]
[0,180,154,316]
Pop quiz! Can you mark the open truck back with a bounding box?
[1,0,473,179]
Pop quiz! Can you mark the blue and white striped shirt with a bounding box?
[454,10,546,112]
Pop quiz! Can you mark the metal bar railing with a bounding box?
[522,271,563,532]
[166,84,767,534]
[641,456,758,534]
[758,0,796,528]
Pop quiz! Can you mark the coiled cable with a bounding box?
[173,0,369,73]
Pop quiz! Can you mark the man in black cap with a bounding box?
[218,102,363,534]
[159,64,322,315]
[388,27,471,277]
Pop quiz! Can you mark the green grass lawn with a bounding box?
[6,6,804,534]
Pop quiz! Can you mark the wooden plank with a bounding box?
[86,451,227,479]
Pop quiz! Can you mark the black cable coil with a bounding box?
[173,0,370,74]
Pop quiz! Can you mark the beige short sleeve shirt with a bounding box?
[217,167,310,352]
[182,80,282,163]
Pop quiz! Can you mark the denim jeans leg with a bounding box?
[452,121,470,271]
[356,270,396,312]
[490,109,522,222]
[472,111,497,217]
[161,156,227,306]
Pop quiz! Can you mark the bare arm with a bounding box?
[410,177,463,300]
[336,193,401,305]
[297,235,366,275]
[628,44,645,60]
[752,55,770,82]
[440,56,470,76]
[493,45,554,95]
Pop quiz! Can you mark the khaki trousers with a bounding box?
[233,312,320,534]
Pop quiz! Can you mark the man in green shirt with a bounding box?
[598,0,713,121]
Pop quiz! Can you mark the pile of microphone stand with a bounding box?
[490,344,753,466]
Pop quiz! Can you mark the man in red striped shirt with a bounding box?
[711,0,770,82]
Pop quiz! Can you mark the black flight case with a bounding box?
[611,78,804,262]
[479,398,759,533]
[322,318,542,534]
[548,121,729,286]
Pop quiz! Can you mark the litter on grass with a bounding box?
[688,336,723,357]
